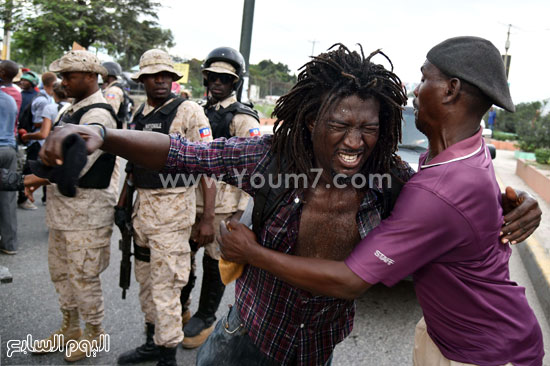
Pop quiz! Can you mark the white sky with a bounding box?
[158,0,550,104]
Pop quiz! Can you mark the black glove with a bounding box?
[29,133,87,197]
[114,206,127,233]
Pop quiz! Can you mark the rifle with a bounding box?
[118,177,135,299]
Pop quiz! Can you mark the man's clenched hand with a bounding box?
[501,187,542,244]
[39,124,104,166]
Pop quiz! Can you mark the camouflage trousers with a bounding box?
[48,226,112,326]
[134,226,192,348]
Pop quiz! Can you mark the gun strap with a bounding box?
[133,242,150,262]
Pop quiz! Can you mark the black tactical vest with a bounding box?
[60,103,120,189]
[110,82,133,123]
[205,101,259,139]
[132,97,195,189]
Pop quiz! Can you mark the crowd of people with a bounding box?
[0,35,546,366]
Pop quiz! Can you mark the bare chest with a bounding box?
[296,189,362,260]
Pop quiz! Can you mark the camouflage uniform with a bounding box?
[46,88,120,326]
[178,51,261,349]
[103,79,125,115]
[132,98,212,347]
[33,51,119,362]
[194,94,260,259]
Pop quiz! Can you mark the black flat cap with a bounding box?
[427,36,515,112]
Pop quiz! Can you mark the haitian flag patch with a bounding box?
[249,128,260,137]
[199,127,211,139]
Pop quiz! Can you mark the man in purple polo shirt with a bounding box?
[37,40,543,366]
[218,37,544,365]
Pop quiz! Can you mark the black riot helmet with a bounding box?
[102,61,122,78]
[201,47,246,92]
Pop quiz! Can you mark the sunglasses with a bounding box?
[207,73,235,84]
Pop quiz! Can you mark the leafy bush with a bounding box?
[535,148,550,165]
[518,141,537,152]
[516,113,550,152]
[492,131,517,141]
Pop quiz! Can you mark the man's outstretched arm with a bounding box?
[40,124,170,171]
[219,221,371,299]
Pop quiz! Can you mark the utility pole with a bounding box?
[308,40,317,56]
[503,24,512,80]
[239,0,255,103]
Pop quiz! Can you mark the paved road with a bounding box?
[1,154,549,365]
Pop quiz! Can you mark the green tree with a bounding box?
[182,58,206,99]
[10,0,173,70]
[114,19,174,69]
[515,108,550,152]
[1,1,23,36]
[1,0,27,57]
[249,59,296,98]
[495,101,540,134]
[173,58,297,100]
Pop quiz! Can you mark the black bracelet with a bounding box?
[85,123,107,141]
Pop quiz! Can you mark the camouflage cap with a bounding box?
[49,50,108,78]
[131,49,182,82]
[202,61,239,81]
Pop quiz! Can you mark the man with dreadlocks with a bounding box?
[219,37,545,366]
[38,43,541,366]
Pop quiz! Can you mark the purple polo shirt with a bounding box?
[346,129,544,365]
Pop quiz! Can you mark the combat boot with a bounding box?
[32,308,81,354]
[64,323,105,362]
[157,346,177,366]
[118,322,161,364]
[182,255,225,349]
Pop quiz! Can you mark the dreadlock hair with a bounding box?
[271,43,407,182]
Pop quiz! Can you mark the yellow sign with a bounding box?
[174,63,189,84]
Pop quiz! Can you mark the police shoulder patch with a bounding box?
[199,127,211,139]
[249,128,260,137]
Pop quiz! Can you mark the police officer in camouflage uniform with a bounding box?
[116,49,216,366]
[102,62,125,114]
[32,50,121,362]
[102,61,132,126]
[180,47,261,349]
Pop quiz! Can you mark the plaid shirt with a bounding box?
[165,134,414,365]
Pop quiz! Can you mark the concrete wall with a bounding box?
[486,138,519,151]
[516,159,550,203]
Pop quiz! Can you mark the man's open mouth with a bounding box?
[337,152,363,168]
